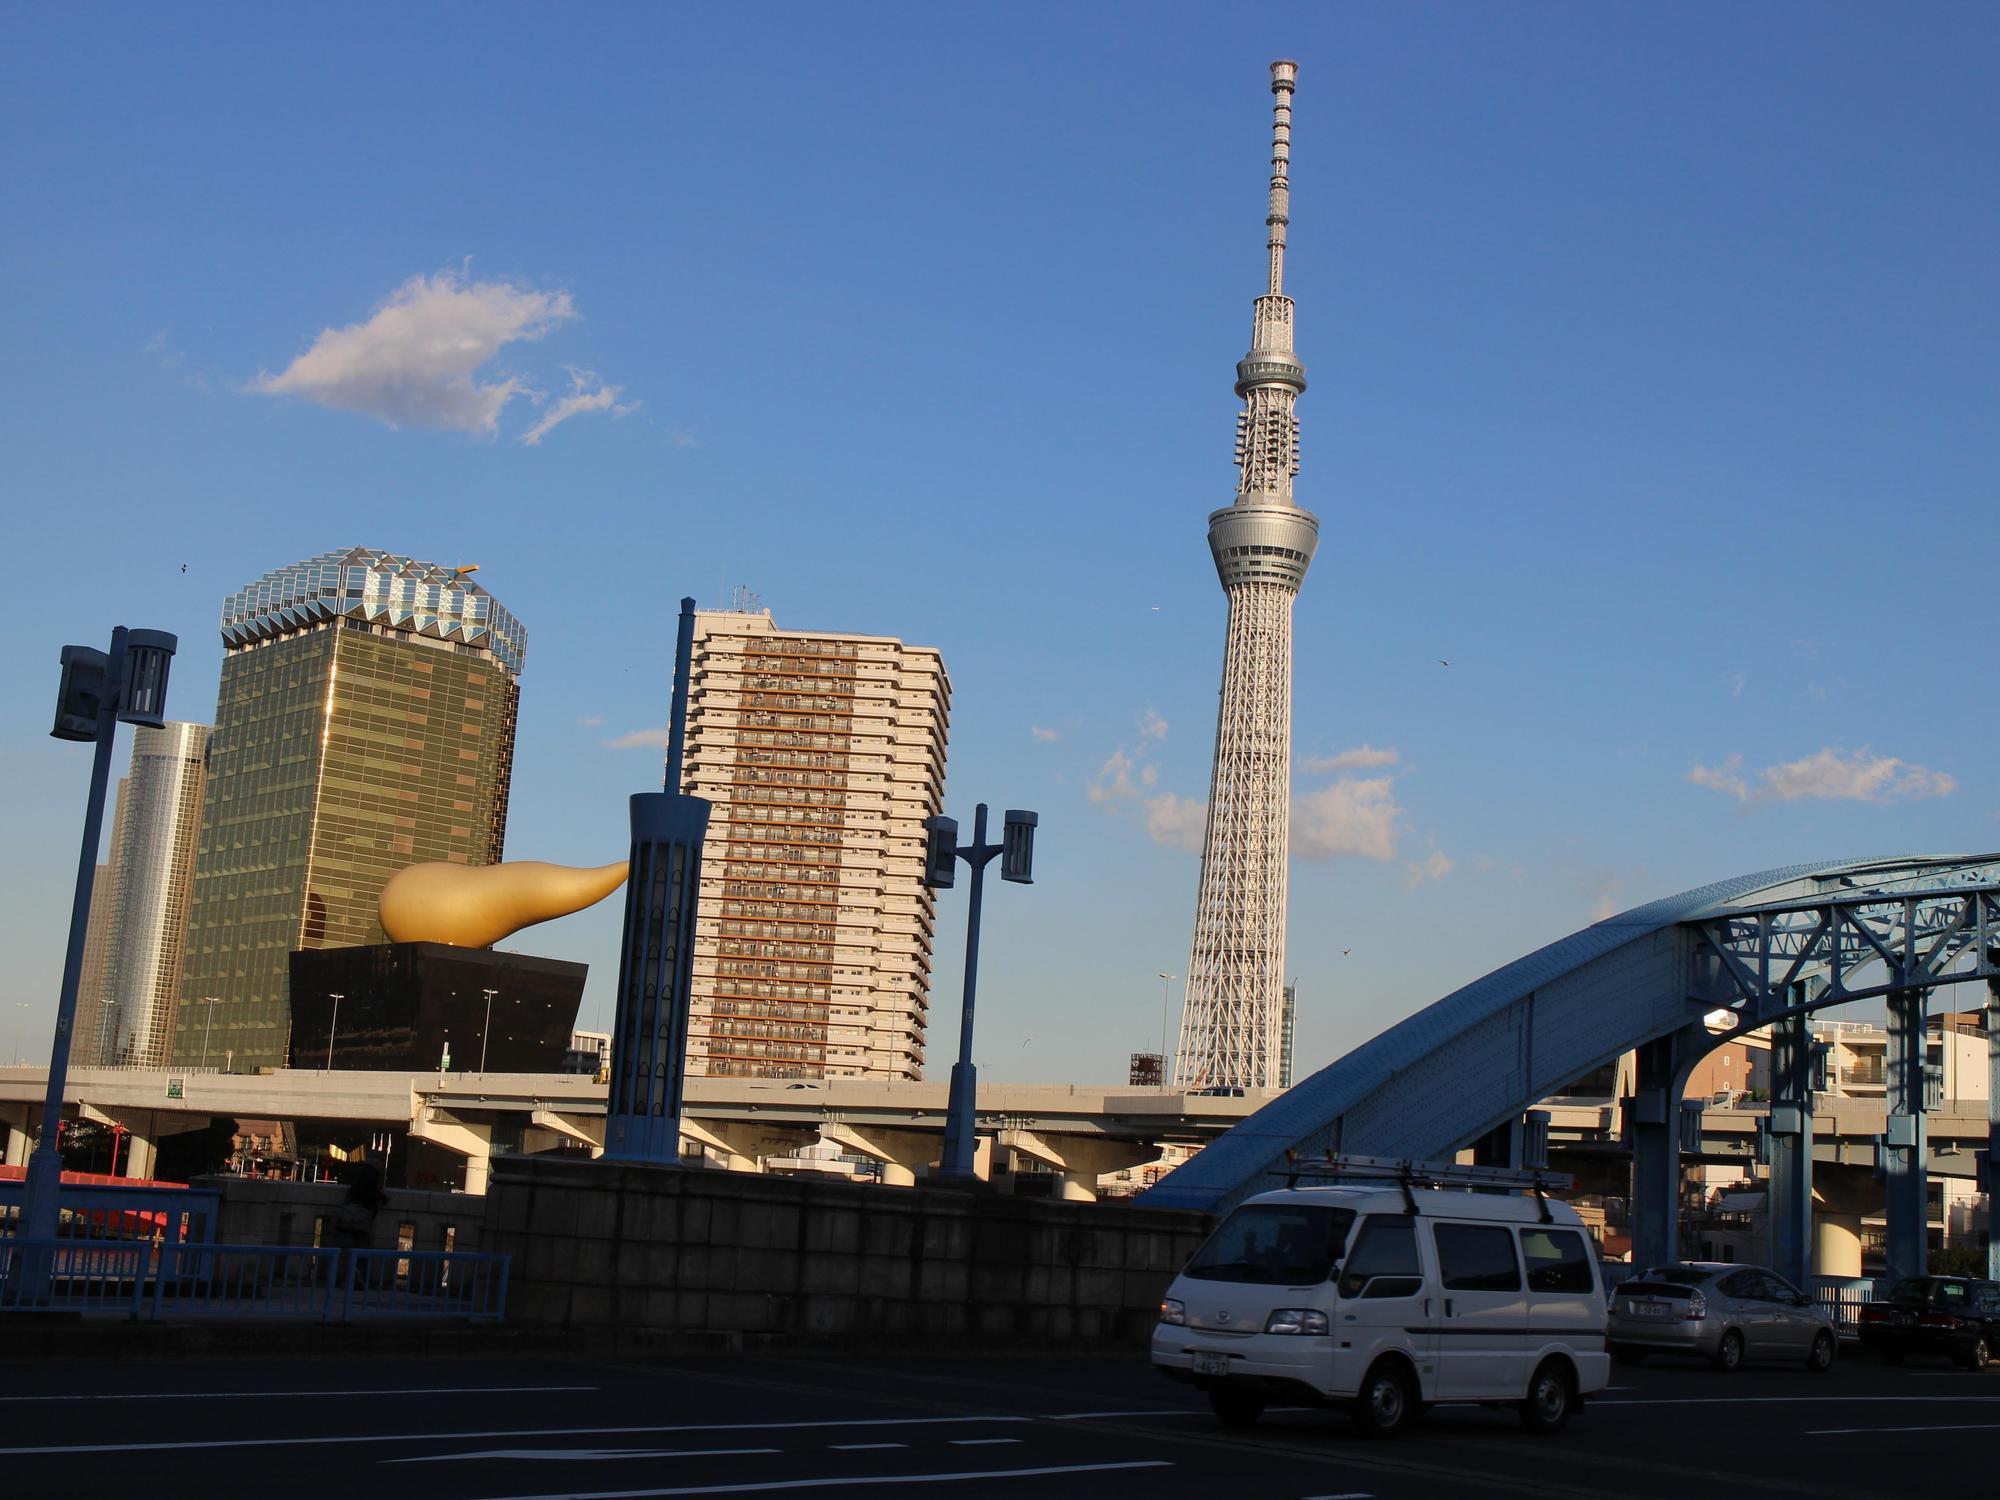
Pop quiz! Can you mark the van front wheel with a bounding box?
[1518,1359,1575,1435]
[1208,1388,1266,1428]
[1351,1360,1416,1439]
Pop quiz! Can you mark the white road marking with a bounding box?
[389,1448,781,1465]
[480,1460,1175,1499]
[1,1415,1029,1458]
[1301,1493,1375,1498]
[827,1444,905,1452]
[1807,1422,2000,1436]
[0,1385,598,1404]
[1043,1409,1202,1421]
[1593,1395,2000,1407]
[947,1438,1022,1446]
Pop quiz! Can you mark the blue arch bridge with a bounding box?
[1141,854,2000,1291]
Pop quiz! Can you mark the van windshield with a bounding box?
[1183,1204,1356,1285]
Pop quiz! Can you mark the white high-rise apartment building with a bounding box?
[675,607,950,1080]
[80,722,211,1067]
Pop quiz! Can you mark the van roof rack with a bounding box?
[1281,1150,1573,1220]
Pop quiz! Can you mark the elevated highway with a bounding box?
[0,1067,1268,1198]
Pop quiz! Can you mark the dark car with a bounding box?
[1858,1276,2000,1369]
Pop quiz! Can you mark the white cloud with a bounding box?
[603,727,669,750]
[1688,747,1957,805]
[670,430,701,449]
[1144,794,1207,853]
[1089,748,1141,804]
[1403,849,1454,888]
[1291,777,1403,862]
[1030,726,1060,744]
[520,366,637,446]
[1300,744,1399,774]
[1725,671,1746,700]
[249,269,576,434]
[1138,709,1169,742]
[577,713,605,728]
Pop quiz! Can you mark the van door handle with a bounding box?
[1444,1298,1455,1317]
[1423,1298,1432,1316]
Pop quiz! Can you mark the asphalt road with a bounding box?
[1,1343,1994,1498]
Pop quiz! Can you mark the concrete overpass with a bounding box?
[0,1066,1268,1199]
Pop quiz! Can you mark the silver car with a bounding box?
[1606,1262,1838,1371]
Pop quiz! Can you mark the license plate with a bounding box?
[1630,1300,1673,1319]
[1192,1351,1228,1377]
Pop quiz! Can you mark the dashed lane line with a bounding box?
[0,1386,598,1403]
[1807,1421,2000,1436]
[388,1449,782,1465]
[0,1415,1028,1458]
[474,1460,1175,1499]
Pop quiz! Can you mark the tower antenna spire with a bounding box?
[1266,59,1297,299]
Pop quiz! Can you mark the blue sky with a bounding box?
[2,4,1994,1080]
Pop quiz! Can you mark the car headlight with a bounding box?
[1265,1308,1329,1336]
[1159,1297,1186,1326]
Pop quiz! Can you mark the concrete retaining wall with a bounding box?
[194,1176,484,1253]
[484,1156,1212,1346]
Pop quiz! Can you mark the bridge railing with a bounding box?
[0,1239,507,1323]
[1812,1275,1874,1339]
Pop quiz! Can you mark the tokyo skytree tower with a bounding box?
[1174,61,1319,1091]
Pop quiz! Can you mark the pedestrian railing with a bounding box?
[1812,1276,1874,1339]
[0,1238,507,1323]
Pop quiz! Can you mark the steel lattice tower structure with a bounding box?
[1174,61,1319,1090]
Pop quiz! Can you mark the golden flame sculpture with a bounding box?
[378,859,628,948]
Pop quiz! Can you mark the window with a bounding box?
[1183,1204,1356,1285]
[1519,1228,1595,1294]
[1339,1216,1424,1300]
[1433,1223,1521,1291]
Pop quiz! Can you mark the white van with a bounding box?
[1151,1158,1610,1437]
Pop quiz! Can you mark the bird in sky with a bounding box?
[180,564,188,573]
[1438,659,1451,667]
[1342,948,1352,956]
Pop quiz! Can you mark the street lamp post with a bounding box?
[1157,972,1177,1081]
[324,993,344,1071]
[199,996,219,1071]
[923,803,1038,1182]
[22,626,178,1256]
[479,988,497,1075]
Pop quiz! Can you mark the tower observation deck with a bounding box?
[1175,61,1319,1091]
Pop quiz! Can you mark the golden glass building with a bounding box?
[171,549,525,1070]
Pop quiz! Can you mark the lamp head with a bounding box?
[117,629,178,728]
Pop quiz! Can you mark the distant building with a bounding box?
[173,549,526,1070]
[675,606,950,1080]
[1279,981,1298,1089]
[76,723,210,1067]
[72,791,127,1066]
[1129,1051,1165,1088]
[565,1028,611,1077]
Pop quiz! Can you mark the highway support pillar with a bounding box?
[2,1106,31,1167]
[995,1128,1159,1202]
[1768,1012,1815,1291]
[1628,1033,1692,1270]
[676,1119,815,1174]
[1884,986,1929,1284]
[819,1123,946,1187]
[1987,975,2000,1282]
[410,1109,494,1195]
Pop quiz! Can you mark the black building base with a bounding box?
[288,943,586,1072]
